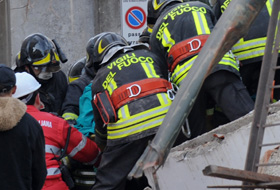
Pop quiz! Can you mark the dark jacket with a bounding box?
[62,66,95,122]
[92,47,172,146]
[150,1,240,86]
[0,97,46,190]
[39,70,68,115]
[14,67,68,116]
[213,0,275,65]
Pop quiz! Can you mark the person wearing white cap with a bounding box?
[14,72,101,190]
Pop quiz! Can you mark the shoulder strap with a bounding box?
[57,126,72,161]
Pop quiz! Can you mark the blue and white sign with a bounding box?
[121,0,148,45]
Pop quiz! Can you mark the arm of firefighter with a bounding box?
[61,82,86,121]
[92,99,107,151]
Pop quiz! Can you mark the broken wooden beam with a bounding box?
[203,165,280,183]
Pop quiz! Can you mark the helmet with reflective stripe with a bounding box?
[85,33,106,68]
[15,52,20,67]
[19,33,61,72]
[12,72,41,99]
[92,32,129,72]
[147,0,182,26]
[138,26,153,44]
[68,57,86,83]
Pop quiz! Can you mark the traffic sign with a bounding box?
[121,0,148,45]
[125,6,146,29]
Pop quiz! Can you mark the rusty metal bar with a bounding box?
[271,85,280,89]
[267,104,280,108]
[257,163,280,167]
[244,0,280,175]
[259,142,280,147]
[207,184,280,189]
[263,123,280,127]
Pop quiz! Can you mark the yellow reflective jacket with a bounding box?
[150,1,240,86]
[213,0,277,65]
[92,48,172,146]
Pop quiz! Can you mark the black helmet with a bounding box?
[85,33,106,68]
[147,0,182,26]
[138,26,153,44]
[92,32,129,71]
[19,33,61,72]
[15,52,20,67]
[68,57,86,83]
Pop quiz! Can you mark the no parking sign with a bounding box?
[121,0,148,45]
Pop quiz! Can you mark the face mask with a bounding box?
[37,71,53,80]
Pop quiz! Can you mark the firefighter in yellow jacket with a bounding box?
[148,0,255,136]
[90,32,174,190]
[212,0,280,101]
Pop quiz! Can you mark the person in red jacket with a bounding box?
[13,72,101,190]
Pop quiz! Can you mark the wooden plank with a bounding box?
[207,184,280,189]
[203,165,280,183]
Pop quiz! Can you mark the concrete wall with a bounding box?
[9,0,120,74]
[93,0,121,35]
[0,0,11,66]
[4,0,211,73]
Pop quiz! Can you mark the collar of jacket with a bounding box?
[0,97,26,131]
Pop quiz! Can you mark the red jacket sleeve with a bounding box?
[62,120,100,163]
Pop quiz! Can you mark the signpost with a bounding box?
[121,0,147,44]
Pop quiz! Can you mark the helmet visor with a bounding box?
[33,64,61,73]
[32,50,60,67]
[45,65,61,73]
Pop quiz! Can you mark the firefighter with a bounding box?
[211,0,280,101]
[147,0,254,136]
[14,33,68,116]
[138,26,153,45]
[61,34,103,125]
[62,35,108,190]
[13,72,101,190]
[90,32,173,190]
[68,57,86,83]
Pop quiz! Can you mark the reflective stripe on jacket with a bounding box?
[26,105,100,188]
[150,1,240,86]
[213,0,278,65]
[92,49,171,146]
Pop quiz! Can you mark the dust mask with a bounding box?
[38,71,53,80]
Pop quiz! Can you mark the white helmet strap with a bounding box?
[20,92,34,104]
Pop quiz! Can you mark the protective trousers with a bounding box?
[91,136,152,190]
[188,70,254,139]
[240,57,280,101]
